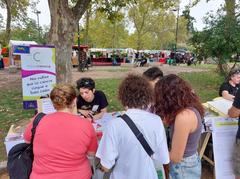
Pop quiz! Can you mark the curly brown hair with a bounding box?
[154,74,204,124]
[118,74,153,109]
[50,84,77,110]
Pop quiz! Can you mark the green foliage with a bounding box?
[9,18,48,44]
[97,0,128,22]
[0,0,35,44]
[0,89,34,161]
[126,0,188,50]
[181,7,195,33]
[86,11,129,48]
[190,8,240,74]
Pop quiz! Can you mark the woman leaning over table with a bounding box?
[96,74,169,179]
[154,74,204,179]
[24,84,98,179]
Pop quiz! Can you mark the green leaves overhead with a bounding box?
[190,1,240,74]
[97,0,128,22]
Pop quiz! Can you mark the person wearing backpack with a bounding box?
[24,84,98,179]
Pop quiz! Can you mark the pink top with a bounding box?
[24,112,98,179]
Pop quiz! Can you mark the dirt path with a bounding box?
[0,64,206,90]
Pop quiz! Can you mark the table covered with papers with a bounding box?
[201,97,238,179]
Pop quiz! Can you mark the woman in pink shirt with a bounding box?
[24,84,98,179]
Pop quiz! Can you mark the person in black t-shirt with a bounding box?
[76,77,108,120]
[228,89,240,179]
[219,69,240,101]
[143,67,163,88]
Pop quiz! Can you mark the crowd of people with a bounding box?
[22,67,240,179]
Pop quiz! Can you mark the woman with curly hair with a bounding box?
[154,74,204,179]
[96,74,169,179]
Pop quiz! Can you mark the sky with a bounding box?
[1,0,225,31]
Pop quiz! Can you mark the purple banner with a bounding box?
[21,69,56,78]
[23,101,37,109]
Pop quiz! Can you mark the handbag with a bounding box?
[120,114,154,156]
[7,112,46,179]
[121,114,168,179]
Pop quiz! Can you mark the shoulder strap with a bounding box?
[30,112,46,144]
[121,114,154,157]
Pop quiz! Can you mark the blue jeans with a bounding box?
[170,153,201,179]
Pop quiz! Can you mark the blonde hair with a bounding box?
[50,84,76,110]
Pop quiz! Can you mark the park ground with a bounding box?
[0,64,216,178]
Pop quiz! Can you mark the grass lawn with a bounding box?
[0,70,224,161]
[179,71,224,102]
[0,90,35,161]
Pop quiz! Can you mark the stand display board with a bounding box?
[211,117,238,179]
[17,45,56,109]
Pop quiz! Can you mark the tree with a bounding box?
[128,0,153,50]
[86,11,128,48]
[190,0,239,74]
[190,8,240,75]
[10,17,48,44]
[48,0,91,83]
[128,0,176,50]
[97,0,127,49]
[84,7,91,45]
[181,7,195,34]
[0,0,31,45]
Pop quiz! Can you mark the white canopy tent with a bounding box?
[9,40,37,66]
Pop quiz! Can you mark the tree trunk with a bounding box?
[5,0,12,44]
[137,33,142,51]
[217,56,228,75]
[112,20,116,49]
[48,0,91,83]
[225,0,235,20]
[84,8,91,45]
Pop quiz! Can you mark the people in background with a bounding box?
[228,89,240,179]
[76,77,108,120]
[24,84,98,179]
[140,55,148,67]
[96,74,169,179]
[143,66,163,87]
[0,54,4,69]
[155,74,204,179]
[219,69,240,101]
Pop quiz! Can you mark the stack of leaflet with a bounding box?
[4,125,25,155]
[206,97,232,117]
[37,98,56,114]
[94,111,123,129]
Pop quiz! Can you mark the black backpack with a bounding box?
[7,112,46,179]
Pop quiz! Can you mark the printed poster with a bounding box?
[20,45,56,109]
[211,117,238,179]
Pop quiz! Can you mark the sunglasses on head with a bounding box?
[232,70,240,75]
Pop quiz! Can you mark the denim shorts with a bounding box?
[170,153,201,179]
[232,139,240,176]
